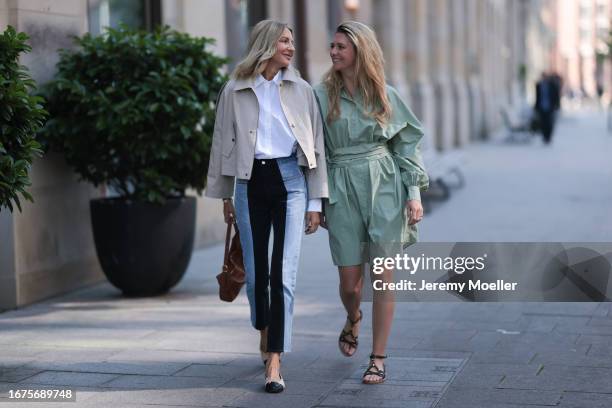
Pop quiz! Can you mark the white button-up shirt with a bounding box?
[253,71,321,212]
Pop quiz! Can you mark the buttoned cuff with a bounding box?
[407,186,421,202]
[307,198,322,212]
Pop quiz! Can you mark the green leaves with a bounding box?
[0,26,47,213]
[39,24,227,204]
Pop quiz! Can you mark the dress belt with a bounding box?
[327,144,390,168]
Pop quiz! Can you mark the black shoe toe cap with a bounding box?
[265,381,284,393]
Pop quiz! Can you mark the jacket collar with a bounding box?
[234,66,300,91]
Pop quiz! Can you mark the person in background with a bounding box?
[534,72,561,144]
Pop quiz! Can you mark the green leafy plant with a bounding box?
[0,26,47,212]
[40,25,227,204]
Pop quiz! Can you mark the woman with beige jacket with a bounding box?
[206,20,328,393]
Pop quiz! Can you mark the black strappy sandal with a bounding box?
[338,309,362,357]
[362,354,387,384]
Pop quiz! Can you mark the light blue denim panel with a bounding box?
[233,179,257,328]
[275,156,307,351]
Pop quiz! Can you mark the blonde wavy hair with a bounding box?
[322,21,391,125]
[232,20,292,80]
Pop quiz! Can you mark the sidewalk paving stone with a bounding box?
[436,387,563,406]
[19,371,120,387]
[498,365,612,393]
[557,391,612,407]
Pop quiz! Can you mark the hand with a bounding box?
[407,200,424,225]
[305,211,320,234]
[223,199,235,224]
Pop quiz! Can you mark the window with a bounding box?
[88,0,161,35]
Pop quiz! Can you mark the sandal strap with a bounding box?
[339,330,358,347]
[363,369,385,378]
[363,360,386,379]
[369,354,388,360]
[347,309,363,326]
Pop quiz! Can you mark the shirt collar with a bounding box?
[254,69,283,88]
[234,66,300,91]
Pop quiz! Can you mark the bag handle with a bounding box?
[222,222,231,269]
[218,80,232,271]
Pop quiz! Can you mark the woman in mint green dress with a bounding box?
[314,21,428,384]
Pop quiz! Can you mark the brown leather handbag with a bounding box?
[216,221,245,302]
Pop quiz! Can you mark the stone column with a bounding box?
[491,0,505,131]
[449,0,470,147]
[352,0,374,23]
[161,0,185,31]
[428,0,455,150]
[304,0,329,82]
[491,0,504,129]
[478,0,494,138]
[0,0,13,310]
[507,0,522,107]
[182,0,226,54]
[465,0,484,140]
[267,0,293,22]
[404,0,436,149]
[373,0,410,102]
[0,210,17,311]
[488,0,500,131]
[0,0,9,28]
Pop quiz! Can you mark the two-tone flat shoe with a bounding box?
[264,375,285,393]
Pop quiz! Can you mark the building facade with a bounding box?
[0,0,556,311]
[552,0,612,100]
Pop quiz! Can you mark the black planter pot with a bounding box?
[90,196,196,296]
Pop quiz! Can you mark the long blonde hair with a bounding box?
[322,21,391,125]
[232,20,292,80]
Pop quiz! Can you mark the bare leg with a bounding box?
[259,327,269,363]
[338,265,364,356]
[265,352,282,380]
[365,266,394,383]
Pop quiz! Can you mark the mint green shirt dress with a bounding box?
[314,84,429,266]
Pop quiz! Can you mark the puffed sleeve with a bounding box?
[385,85,429,201]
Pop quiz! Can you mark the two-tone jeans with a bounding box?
[234,155,306,352]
